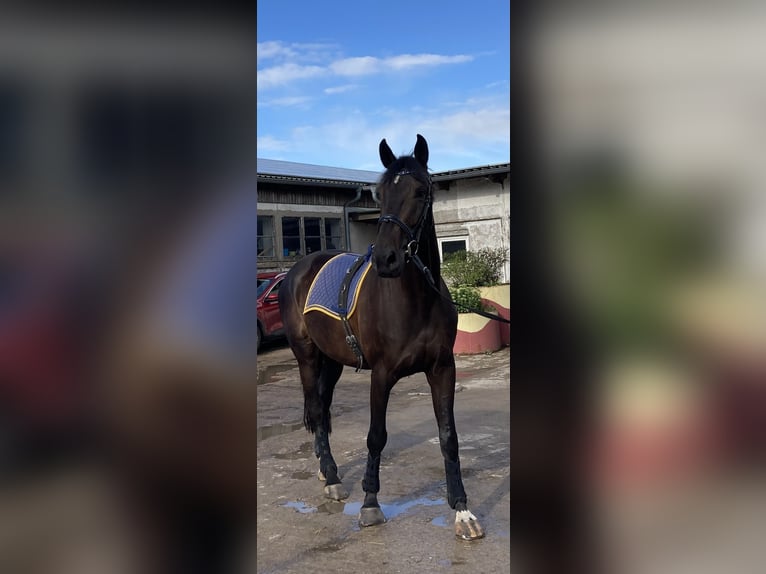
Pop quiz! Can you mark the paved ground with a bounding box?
[255,340,511,574]
[1,340,762,573]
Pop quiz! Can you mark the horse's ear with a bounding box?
[379,138,396,168]
[414,134,428,168]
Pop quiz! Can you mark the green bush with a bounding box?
[449,286,483,314]
[443,247,507,288]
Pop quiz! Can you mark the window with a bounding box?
[439,238,468,261]
[276,215,344,259]
[257,215,275,257]
[304,217,321,254]
[268,279,283,297]
[325,218,342,250]
[282,217,301,256]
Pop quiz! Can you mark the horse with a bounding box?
[279,134,484,540]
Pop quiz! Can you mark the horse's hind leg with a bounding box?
[427,358,485,540]
[299,354,348,500]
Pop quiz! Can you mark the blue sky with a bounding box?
[257,1,510,172]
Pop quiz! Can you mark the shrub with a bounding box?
[443,247,507,288]
[449,286,483,314]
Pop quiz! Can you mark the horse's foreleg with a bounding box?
[359,369,393,527]
[427,360,485,540]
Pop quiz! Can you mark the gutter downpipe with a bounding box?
[343,185,364,251]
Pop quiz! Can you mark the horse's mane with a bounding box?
[379,156,430,187]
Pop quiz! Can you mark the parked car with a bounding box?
[0,241,101,470]
[257,271,287,350]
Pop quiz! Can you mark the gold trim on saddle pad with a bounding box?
[303,253,373,320]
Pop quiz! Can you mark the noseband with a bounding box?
[377,169,433,260]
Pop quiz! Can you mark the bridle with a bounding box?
[374,166,511,325]
[376,168,433,261]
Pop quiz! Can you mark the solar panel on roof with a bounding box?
[256,158,381,183]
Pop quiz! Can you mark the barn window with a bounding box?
[257,215,275,257]
[325,218,342,250]
[274,215,345,259]
[304,217,321,254]
[282,217,301,256]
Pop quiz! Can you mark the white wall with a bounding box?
[433,175,510,283]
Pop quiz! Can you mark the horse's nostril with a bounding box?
[385,252,397,267]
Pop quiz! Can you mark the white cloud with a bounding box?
[258,44,475,90]
[257,41,296,63]
[420,106,510,159]
[258,99,509,170]
[329,53,473,77]
[257,135,291,152]
[257,41,339,64]
[330,56,381,76]
[257,63,326,90]
[324,84,358,94]
[259,96,313,107]
[256,41,506,168]
[384,53,473,70]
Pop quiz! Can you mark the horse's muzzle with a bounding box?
[373,246,403,278]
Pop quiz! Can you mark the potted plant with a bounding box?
[444,248,509,354]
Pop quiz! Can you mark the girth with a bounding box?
[337,253,368,371]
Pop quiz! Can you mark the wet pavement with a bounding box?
[254,342,511,574]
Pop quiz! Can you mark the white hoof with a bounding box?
[323,483,349,500]
[454,509,485,540]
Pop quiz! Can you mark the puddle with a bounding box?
[317,500,346,514]
[281,500,316,514]
[258,421,305,442]
[429,433,491,445]
[273,441,314,459]
[290,470,314,480]
[342,496,446,519]
[257,364,296,386]
[282,496,447,521]
[438,558,468,566]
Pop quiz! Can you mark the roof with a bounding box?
[257,158,381,187]
[431,163,510,182]
[256,158,510,186]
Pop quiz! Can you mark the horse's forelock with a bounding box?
[379,156,429,188]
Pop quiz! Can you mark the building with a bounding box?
[255,159,380,271]
[256,158,510,283]
[431,165,510,283]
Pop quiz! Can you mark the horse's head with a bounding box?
[373,134,433,278]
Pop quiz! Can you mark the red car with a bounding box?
[257,271,287,350]
[0,242,99,469]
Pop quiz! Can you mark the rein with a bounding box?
[377,168,510,325]
[411,254,511,324]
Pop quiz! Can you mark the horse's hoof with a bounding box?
[359,506,386,527]
[317,469,326,481]
[454,510,485,540]
[323,483,349,500]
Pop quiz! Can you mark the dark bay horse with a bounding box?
[279,134,484,540]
